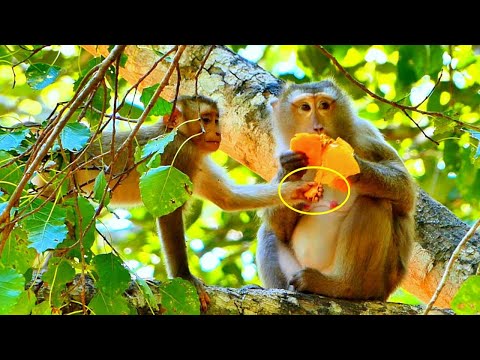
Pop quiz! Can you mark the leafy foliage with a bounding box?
[158,278,200,315]
[0,268,25,314]
[140,166,193,217]
[22,199,68,253]
[0,44,479,314]
[25,63,61,90]
[451,275,480,314]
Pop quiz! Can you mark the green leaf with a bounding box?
[0,268,25,314]
[43,258,76,307]
[25,63,61,90]
[140,85,173,116]
[92,83,110,111]
[135,277,159,312]
[32,301,52,315]
[92,253,131,296]
[8,289,36,315]
[93,171,110,206]
[89,293,133,315]
[0,151,23,195]
[451,275,480,314]
[0,129,29,152]
[22,198,67,253]
[59,123,90,152]
[62,197,96,262]
[468,130,480,162]
[1,227,36,274]
[433,118,456,138]
[159,278,200,315]
[141,130,177,160]
[120,54,128,68]
[140,166,193,217]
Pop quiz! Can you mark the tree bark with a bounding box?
[81,45,480,309]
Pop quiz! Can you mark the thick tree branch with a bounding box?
[81,45,480,309]
[34,277,452,315]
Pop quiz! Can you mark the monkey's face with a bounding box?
[288,92,337,138]
[188,110,221,153]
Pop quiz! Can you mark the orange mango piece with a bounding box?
[290,133,360,193]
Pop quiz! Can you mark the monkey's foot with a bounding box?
[289,268,324,294]
[186,275,210,313]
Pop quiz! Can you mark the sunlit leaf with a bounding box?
[92,253,131,297]
[140,85,173,116]
[0,129,29,152]
[451,275,480,315]
[89,293,133,315]
[140,130,177,160]
[0,151,23,196]
[140,166,193,217]
[26,63,61,90]
[32,301,52,315]
[1,227,36,274]
[22,199,67,253]
[93,171,110,206]
[135,277,159,312]
[62,196,96,262]
[159,278,200,315]
[433,118,456,138]
[8,289,36,315]
[59,123,90,152]
[43,258,76,307]
[0,268,24,314]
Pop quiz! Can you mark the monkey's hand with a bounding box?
[289,267,325,294]
[281,181,320,205]
[279,150,308,180]
[184,274,210,313]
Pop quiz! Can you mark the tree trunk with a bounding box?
[81,45,480,309]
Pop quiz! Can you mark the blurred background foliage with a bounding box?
[1,45,479,307]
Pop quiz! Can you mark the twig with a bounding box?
[401,109,439,145]
[423,217,480,314]
[315,45,480,133]
[194,45,215,98]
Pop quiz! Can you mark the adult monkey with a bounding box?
[36,95,315,311]
[257,80,417,300]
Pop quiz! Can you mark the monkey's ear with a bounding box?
[269,98,279,111]
[163,107,183,129]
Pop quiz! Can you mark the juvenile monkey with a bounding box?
[257,80,417,300]
[37,95,314,311]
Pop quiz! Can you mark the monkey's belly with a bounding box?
[291,187,358,275]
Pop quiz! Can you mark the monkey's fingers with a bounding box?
[189,275,211,313]
[199,291,211,313]
[302,183,323,202]
[280,150,309,178]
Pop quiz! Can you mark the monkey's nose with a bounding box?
[313,126,324,133]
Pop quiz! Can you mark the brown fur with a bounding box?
[258,80,416,300]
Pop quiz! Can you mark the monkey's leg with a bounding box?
[156,208,210,312]
[290,196,399,300]
[256,225,289,289]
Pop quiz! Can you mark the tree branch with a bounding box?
[80,45,480,309]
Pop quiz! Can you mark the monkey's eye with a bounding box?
[300,104,311,111]
[215,119,219,125]
[201,117,211,124]
[319,101,330,110]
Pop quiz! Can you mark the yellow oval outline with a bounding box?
[277,166,351,216]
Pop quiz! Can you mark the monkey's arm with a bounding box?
[352,154,416,214]
[156,208,210,311]
[193,157,314,212]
